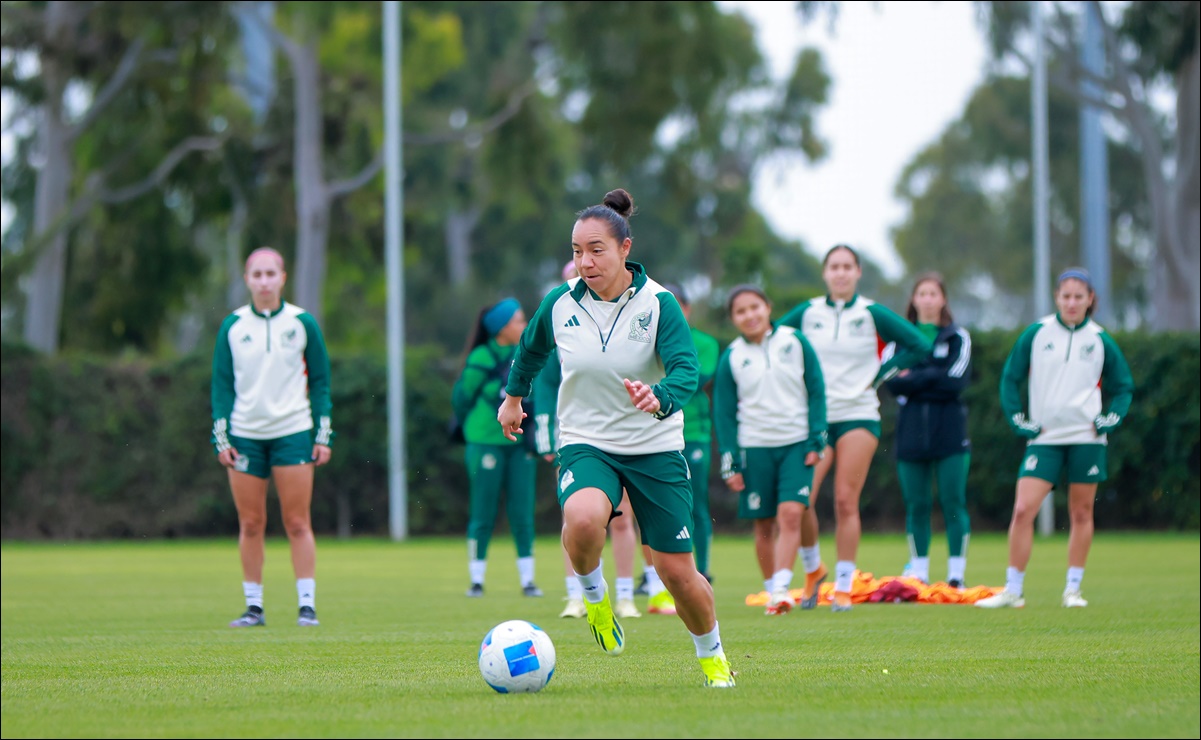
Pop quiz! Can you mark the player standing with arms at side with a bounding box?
[778,245,932,611]
[212,247,333,628]
[977,268,1133,609]
[714,285,827,615]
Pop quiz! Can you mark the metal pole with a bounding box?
[384,0,408,540]
[1032,1,1055,536]
[1080,1,1111,325]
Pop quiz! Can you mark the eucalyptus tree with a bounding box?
[0,0,234,353]
[980,0,1199,330]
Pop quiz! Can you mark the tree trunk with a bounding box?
[445,208,479,286]
[289,38,329,322]
[22,1,74,354]
[1164,41,1200,331]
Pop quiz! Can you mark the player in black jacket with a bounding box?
[883,273,972,588]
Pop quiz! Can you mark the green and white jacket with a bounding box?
[211,301,333,452]
[714,326,828,478]
[778,295,932,423]
[1000,314,1133,446]
[506,262,699,456]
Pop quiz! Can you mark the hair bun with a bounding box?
[603,189,635,219]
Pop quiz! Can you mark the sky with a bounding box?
[717,1,989,279]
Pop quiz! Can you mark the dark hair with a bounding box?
[822,243,860,268]
[575,188,635,243]
[458,304,495,374]
[905,271,954,326]
[726,284,771,315]
[661,282,688,306]
[1056,267,1097,317]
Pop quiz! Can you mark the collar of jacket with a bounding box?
[1055,313,1091,331]
[571,260,649,302]
[251,300,288,319]
[825,293,859,308]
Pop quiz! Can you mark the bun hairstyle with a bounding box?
[576,188,636,243]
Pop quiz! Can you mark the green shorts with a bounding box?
[737,442,815,519]
[828,420,881,443]
[228,430,314,479]
[1019,444,1108,484]
[557,444,694,553]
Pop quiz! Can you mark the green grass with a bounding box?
[2,533,1198,738]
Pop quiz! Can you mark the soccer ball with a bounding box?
[478,619,556,693]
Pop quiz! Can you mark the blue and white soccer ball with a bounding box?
[478,619,556,693]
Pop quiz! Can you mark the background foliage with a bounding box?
[3,330,1196,540]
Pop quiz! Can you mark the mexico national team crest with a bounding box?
[629,311,653,343]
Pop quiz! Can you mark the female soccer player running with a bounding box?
[497,188,734,688]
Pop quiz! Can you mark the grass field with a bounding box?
[2,533,1198,738]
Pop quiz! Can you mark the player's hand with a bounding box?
[623,378,661,415]
[724,473,745,493]
[311,444,332,466]
[497,394,527,442]
[804,451,820,467]
[1011,413,1042,440]
[217,448,239,469]
[542,454,556,463]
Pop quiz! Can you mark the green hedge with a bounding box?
[1,331,1197,540]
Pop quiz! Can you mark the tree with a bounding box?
[980,0,1199,330]
[0,1,232,353]
[890,74,1152,327]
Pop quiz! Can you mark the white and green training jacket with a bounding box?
[778,295,932,424]
[714,326,829,478]
[211,301,333,452]
[1000,314,1133,446]
[505,262,699,456]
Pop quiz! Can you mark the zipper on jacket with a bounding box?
[265,313,271,352]
[1063,329,1073,362]
[576,289,635,353]
[833,305,843,340]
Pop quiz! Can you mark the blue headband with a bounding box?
[483,298,521,337]
[1057,268,1092,288]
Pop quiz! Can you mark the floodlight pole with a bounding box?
[384,0,408,540]
[1032,1,1054,537]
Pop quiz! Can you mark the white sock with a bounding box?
[565,576,583,599]
[1066,566,1084,592]
[948,556,967,583]
[1005,566,1025,596]
[835,561,855,593]
[800,545,821,574]
[644,566,666,597]
[469,559,487,585]
[763,579,774,596]
[576,563,608,604]
[691,622,724,658]
[517,556,535,587]
[296,578,315,609]
[616,577,634,601]
[243,581,263,609]
[772,569,794,593]
[910,557,930,582]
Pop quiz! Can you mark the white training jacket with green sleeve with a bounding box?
[713,326,829,479]
[504,262,700,456]
[999,314,1133,446]
[210,301,333,452]
[777,295,932,424]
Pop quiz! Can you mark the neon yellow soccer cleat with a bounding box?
[699,652,735,688]
[585,597,625,656]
